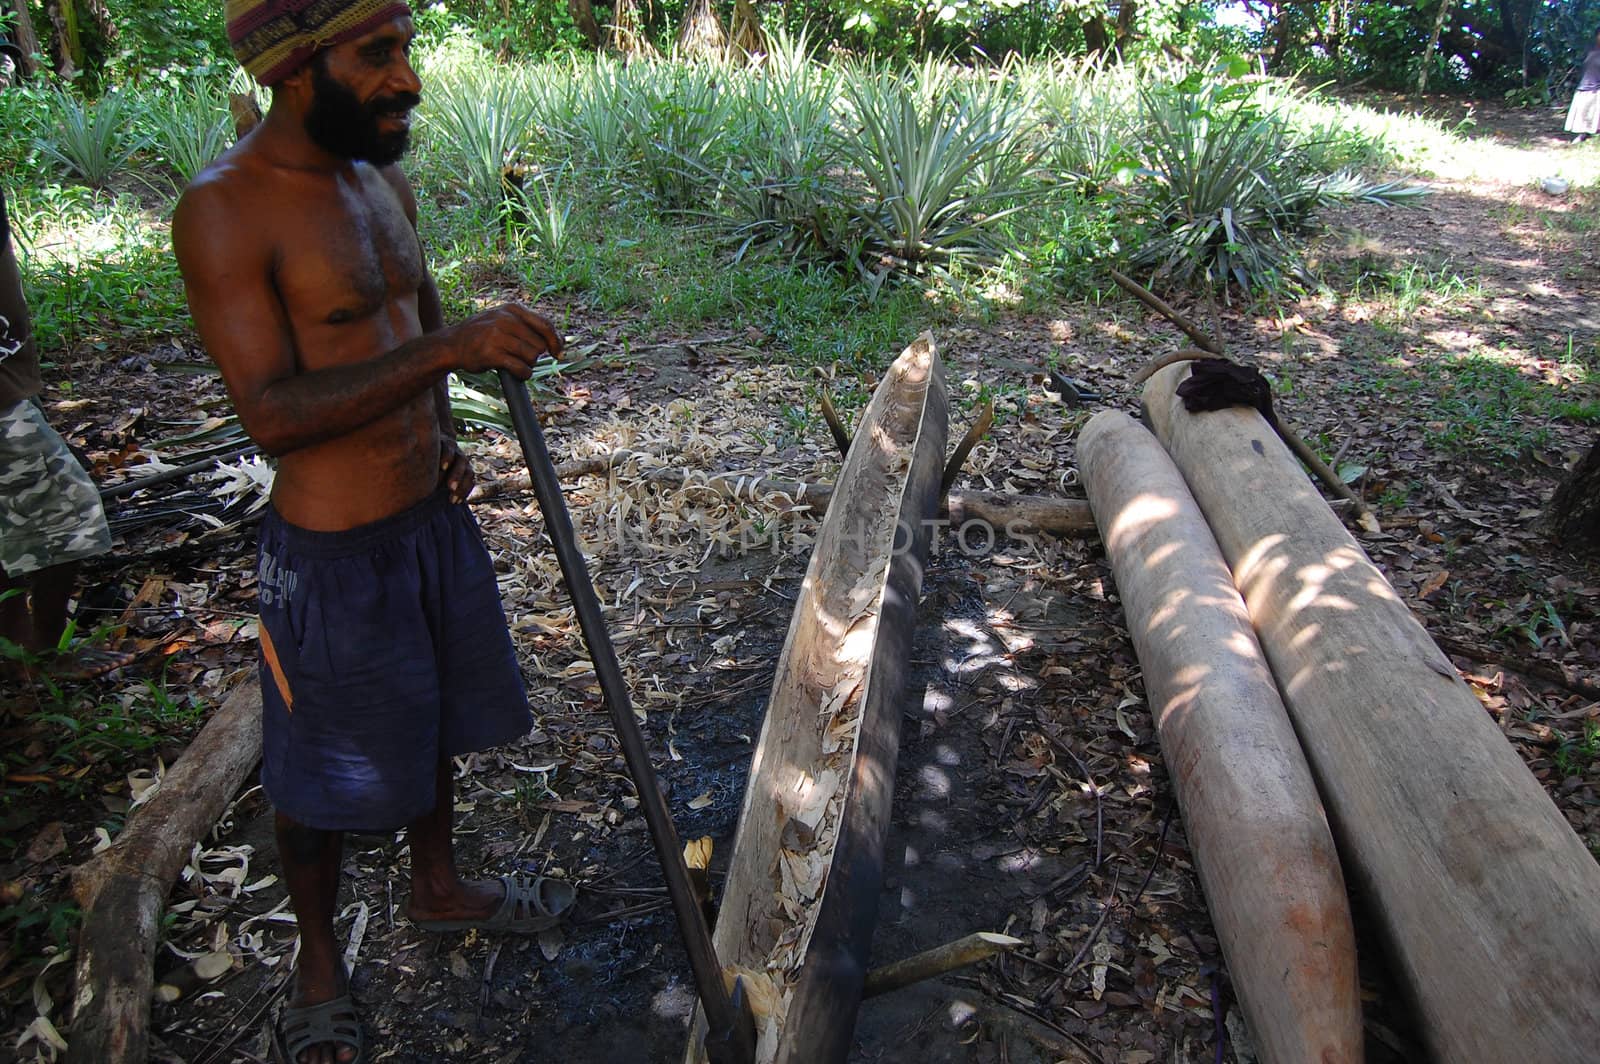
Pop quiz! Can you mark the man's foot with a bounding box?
[407,872,575,933]
[280,967,363,1064]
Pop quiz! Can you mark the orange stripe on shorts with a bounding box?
[259,624,294,712]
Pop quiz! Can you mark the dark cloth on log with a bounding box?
[1175,358,1277,427]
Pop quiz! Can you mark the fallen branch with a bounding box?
[939,401,994,501]
[818,389,852,460]
[1108,268,1223,355]
[1130,348,1210,387]
[485,458,1098,539]
[1276,422,1380,534]
[68,682,264,1064]
[1433,635,1600,702]
[863,932,1022,998]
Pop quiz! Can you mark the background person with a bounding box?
[1565,29,1600,143]
[0,186,126,679]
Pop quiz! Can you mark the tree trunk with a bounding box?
[676,0,727,60]
[44,0,81,77]
[1111,0,1138,59]
[1417,0,1456,92]
[6,0,41,77]
[1269,0,1294,73]
[1081,15,1110,57]
[609,0,657,57]
[1144,363,1600,1062]
[566,0,604,49]
[730,0,766,62]
[1548,436,1600,551]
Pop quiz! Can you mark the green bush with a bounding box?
[142,77,233,183]
[35,90,147,188]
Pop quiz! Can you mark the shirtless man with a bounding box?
[175,5,571,1061]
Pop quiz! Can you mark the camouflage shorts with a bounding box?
[0,398,111,575]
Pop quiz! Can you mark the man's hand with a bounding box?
[440,439,475,503]
[444,304,564,379]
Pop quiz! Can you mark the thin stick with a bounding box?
[1043,733,1103,870]
[1108,268,1222,354]
[1275,423,1379,534]
[939,401,994,500]
[1131,348,1210,387]
[863,932,1023,999]
[818,388,852,459]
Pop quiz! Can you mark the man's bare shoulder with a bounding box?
[373,163,420,226]
[173,143,277,268]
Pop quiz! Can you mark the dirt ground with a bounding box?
[4,98,1598,1064]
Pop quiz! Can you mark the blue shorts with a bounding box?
[256,487,531,832]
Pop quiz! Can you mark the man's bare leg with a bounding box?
[405,755,503,920]
[0,566,27,652]
[276,815,358,1064]
[25,561,76,651]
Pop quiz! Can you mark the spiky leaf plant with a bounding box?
[35,90,147,188]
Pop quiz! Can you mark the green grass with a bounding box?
[1554,719,1600,778]
[1362,350,1594,460]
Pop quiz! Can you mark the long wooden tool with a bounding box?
[1078,411,1360,1064]
[1144,363,1600,1061]
[686,334,949,1064]
[497,369,755,1064]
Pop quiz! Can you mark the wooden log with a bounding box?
[485,457,1097,540]
[686,334,948,1064]
[1077,410,1360,1064]
[67,682,263,1064]
[1143,363,1600,1062]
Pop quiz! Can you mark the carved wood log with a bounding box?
[67,682,263,1064]
[686,334,948,1063]
[1078,410,1359,1064]
[1144,363,1600,1061]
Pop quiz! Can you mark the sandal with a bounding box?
[409,873,576,934]
[279,993,365,1064]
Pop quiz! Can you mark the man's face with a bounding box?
[302,20,421,166]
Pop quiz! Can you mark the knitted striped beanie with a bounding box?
[226,0,411,86]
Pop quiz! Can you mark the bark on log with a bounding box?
[1144,363,1600,1062]
[67,682,263,1064]
[1078,410,1360,1064]
[1548,435,1600,552]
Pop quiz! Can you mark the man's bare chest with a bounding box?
[274,183,425,328]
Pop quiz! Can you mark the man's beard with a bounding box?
[304,59,419,166]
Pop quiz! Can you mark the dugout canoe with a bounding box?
[1144,363,1600,1062]
[685,334,948,1064]
[1078,411,1360,1064]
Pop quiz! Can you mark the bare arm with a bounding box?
[382,166,472,500]
[381,166,454,437]
[173,177,558,459]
